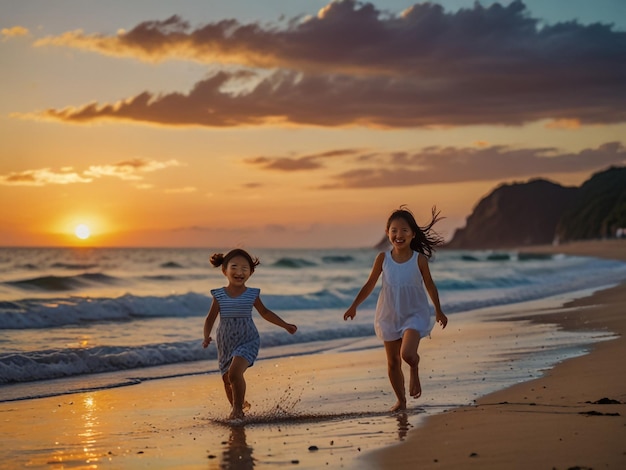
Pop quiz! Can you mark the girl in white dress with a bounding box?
[344,206,448,411]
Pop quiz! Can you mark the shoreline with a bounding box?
[370,239,626,469]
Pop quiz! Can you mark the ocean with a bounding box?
[1,246,626,404]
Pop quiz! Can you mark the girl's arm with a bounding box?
[254,297,298,334]
[343,252,384,320]
[418,254,448,329]
[202,298,220,347]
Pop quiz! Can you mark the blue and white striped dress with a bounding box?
[211,287,261,376]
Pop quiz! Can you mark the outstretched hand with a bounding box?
[436,311,448,329]
[285,324,298,335]
[343,307,356,321]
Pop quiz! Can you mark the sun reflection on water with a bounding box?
[79,395,102,464]
[41,394,104,468]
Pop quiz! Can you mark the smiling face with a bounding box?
[386,217,415,249]
[222,255,253,287]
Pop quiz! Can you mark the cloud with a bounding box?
[0,168,92,186]
[85,158,181,180]
[164,186,197,194]
[246,148,360,171]
[327,142,626,187]
[28,1,625,128]
[245,141,626,188]
[1,26,29,40]
[0,158,182,187]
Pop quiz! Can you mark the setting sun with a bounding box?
[74,224,91,240]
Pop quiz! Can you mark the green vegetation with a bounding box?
[556,167,626,241]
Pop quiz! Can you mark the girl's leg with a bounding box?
[384,339,406,411]
[222,372,234,406]
[227,356,250,419]
[223,364,251,412]
[401,329,422,398]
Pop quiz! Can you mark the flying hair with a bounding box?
[387,205,444,258]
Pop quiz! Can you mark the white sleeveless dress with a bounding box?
[374,251,435,341]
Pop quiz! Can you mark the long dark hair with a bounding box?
[386,205,444,258]
[210,248,260,273]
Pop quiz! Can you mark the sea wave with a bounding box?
[160,261,184,269]
[5,273,120,292]
[0,278,612,333]
[0,289,365,330]
[321,255,355,263]
[2,255,626,330]
[437,276,532,291]
[0,292,213,329]
[457,252,554,262]
[271,257,318,268]
[50,262,99,270]
[1,248,626,391]
[0,325,374,384]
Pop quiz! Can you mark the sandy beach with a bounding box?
[1,240,625,469]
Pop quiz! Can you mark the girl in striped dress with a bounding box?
[203,249,297,420]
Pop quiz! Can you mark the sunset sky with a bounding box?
[1,0,625,248]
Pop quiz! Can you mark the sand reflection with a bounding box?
[221,425,254,469]
[395,412,410,440]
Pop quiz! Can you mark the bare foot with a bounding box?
[390,400,407,412]
[229,409,244,420]
[409,356,421,398]
[243,401,251,411]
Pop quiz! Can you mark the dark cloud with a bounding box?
[246,155,324,171]
[32,1,626,127]
[328,141,626,187]
[245,141,626,187]
[245,148,360,171]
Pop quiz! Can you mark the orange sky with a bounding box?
[1,0,625,248]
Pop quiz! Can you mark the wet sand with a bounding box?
[0,339,447,469]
